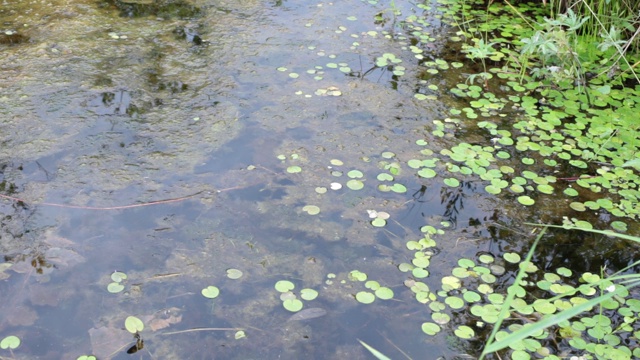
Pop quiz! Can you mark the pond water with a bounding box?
[1,0,637,359]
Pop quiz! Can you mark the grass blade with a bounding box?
[358,339,392,360]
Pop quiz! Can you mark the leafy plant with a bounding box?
[481,225,640,360]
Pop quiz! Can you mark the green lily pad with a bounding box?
[302,205,320,215]
[375,287,394,300]
[107,282,125,293]
[444,178,460,187]
[235,330,246,340]
[125,316,144,334]
[517,195,535,205]
[365,281,380,290]
[356,291,376,304]
[283,298,304,312]
[454,325,475,339]
[111,271,127,282]
[422,322,441,335]
[504,252,521,263]
[390,183,407,193]
[226,268,243,279]
[77,356,97,360]
[201,286,220,299]
[347,170,364,178]
[287,166,302,173]
[377,173,394,181]
[371,218,386,227]
[349,270,367,281]
[346,179,364,190]
[300,288,319,301]
[418,168,437,178]
[275,280,295,292]
[0,335,20,350]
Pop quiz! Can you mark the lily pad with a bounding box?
[454,325,475,339]
[422,322,441,335]
[355,291,375,304]
[283,298,304,312]
[300,288,319,301]
[443,178,460,187]
[124,316,144,334]
[111,271,127,282]
[418,168,437,178]
[107,282,125,293]
[0,335,20,350]
[371,218,386,227]
[517,195,535,205]
[347,170,364,178]
[226,268,243,280]
[286,166,302,173]
[346,179,364,190]
[375,287,394,300]
[275,280,295,292]
[302,205,321,215]
[201,286,220,299]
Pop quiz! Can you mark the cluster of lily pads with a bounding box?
[107,270,128,293]
[274,280,319,312]
[348,270,394,304]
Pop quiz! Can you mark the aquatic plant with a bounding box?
[481,225,640,360]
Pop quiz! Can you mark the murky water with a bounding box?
[1,0,635,359]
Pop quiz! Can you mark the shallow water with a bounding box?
[0,0,635,359]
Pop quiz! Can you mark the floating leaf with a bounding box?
[418,168,437,178]
[454,325,475,339]
[517,196,535,206]
[570,202,586,211]
[201,286,220,299]
[611,221,627,232]
[124,316,144,334]
[107,282,125,293]
[349,270,367,281]
[443,178,460,187]
[504,253,521,263]
[421,322,441,335]
[347,170,364,178]
[375,287,394,300]
[302,205,320,215]
[356,291,375,304]
[283,298,303,312]
[275,280,295,292]
[371,218,386,227]
[0,335,20,350]
[564,188,578,196]
[286,166,302,173]
[390,183,407,193]
[226,268,243,280]
[300,288,319,301]
[346,179,364,190]
[111,271,127,282]
[235,330,246,340]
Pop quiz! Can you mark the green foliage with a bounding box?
[481,225,640,359]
